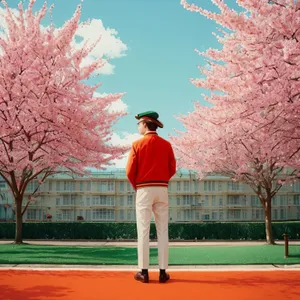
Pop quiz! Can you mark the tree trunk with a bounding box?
[264,198,274,245]
[15,198,23,244]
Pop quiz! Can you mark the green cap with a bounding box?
[135,110,163,128]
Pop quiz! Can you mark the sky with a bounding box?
[3,0,241,169]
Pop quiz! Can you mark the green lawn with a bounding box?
[0,244,300,265]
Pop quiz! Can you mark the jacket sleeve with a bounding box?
[168,144,176,179]
[126,144,137,190]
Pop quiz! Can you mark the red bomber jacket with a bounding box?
[126,131,176,190]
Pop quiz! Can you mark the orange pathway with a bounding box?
[0,270,300,300]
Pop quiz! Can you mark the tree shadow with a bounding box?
[0,284,70,300]
[287,254,300,258]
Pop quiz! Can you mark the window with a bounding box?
[120,210,124,220]
[227,210,241,220]
[212,196,216,207]
[86,182,91,191]
[92,196,112,206]
[80,182,83,192]
[195,212,201,220]
[177,197,181,206]
[120,181,125,192]
[202,214,210,220]
[49,181,52,191]
[204,195,209,207]
[62,210,71,220]
[63,195,74,205]
[183,181,189,192]
[194,181,198,193]
[190,196,194,205]
[127,195,133,206]
[251,196,260,207]
[92,209,115,220]
[127,209,135,221]
[97,182,107,192]
[92,196,99,205]
[177,182,181,192]
[219,198,223,207]
[280,195,287,206]
[218,182,222,191]
[27,181,39,193]
[228,182,240,191]
[293,182,300,192]
[0,180,5,188]
[212,212,217,220]
[204,181,215,192]
[27,209,37,220]
[252,209,263,220]
[183,195,190,205]
[294,195,300,205]
[183,210,191,221]
[228,195,241,206]
[56,213,62,221]
[86,197,90,206]
[71,195,76,204]
[107,196,114,206]
[280,209,285,219]
[64,181,70,191]
[120,196,124,206]
[195,196,201,206]
[108,182,114,192]
[79,197,84,206]
[56,198,61,205]
[101,182,107,192]
[219,212,223,220]
[177,211,181,221]
[86,210,91,220]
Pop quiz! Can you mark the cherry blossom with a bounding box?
[172,0,300,244]
[0,0,127,243]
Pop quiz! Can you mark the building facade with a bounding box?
[1,170,300,222]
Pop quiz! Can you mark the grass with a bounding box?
[0,244,300,265]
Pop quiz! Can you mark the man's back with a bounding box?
[126,132,176,190]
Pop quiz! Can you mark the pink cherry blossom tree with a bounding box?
[172,0,300,244]
[0,0,128,244]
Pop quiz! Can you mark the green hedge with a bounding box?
[0,221,300,240]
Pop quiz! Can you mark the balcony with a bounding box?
[191,203,204,208]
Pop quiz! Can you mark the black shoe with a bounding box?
[134,271,149,283]
[159,272,170,283]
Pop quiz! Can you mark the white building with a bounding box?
[1,170,300,222]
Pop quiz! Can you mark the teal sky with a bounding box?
[4,0,241,168]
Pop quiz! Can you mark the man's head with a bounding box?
[135,111,163,135]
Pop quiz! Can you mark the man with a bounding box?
[126,111,176,284]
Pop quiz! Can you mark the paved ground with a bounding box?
[1,264,300,271]
[1,239,299,246]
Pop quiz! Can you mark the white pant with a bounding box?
[135,186,169,270]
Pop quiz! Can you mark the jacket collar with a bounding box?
[144,131,158,136]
